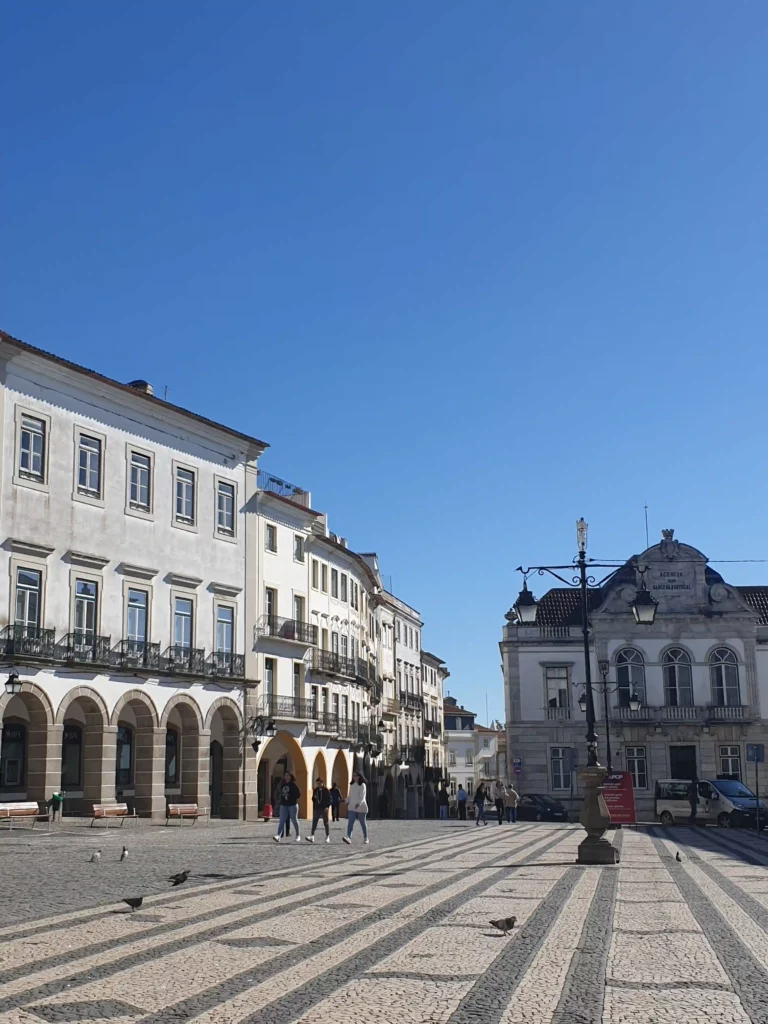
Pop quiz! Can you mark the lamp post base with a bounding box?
[576,764,620,865]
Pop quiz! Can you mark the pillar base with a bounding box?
[576,763,620,865]
[577,835,620,864]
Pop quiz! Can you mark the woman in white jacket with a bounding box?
[342,772,369,845]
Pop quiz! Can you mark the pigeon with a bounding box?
[675,851,682,862]
[489,916,517,936]
[123,897,143,912]
[169,870,190,887]
[89,850,101,863]
[120,846,128,862]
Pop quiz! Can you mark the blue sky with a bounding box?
[4,2,768,723]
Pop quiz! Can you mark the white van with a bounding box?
[655,778,766,828]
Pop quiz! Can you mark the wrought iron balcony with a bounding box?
[0,625,56,661]
[315,711,339,733]
[381,697,400,715]
[546,706,571,721]
[423,719,442,737]
[312,650,356,678]
[257,469,311,507]
[257,695,318,720]
[356,658,378,685]
[206,651,245,679]
[110,639,161,671]
[258,615,317,645]
[399,691,423,711]
[399,744,426,764]
[336,717,359,741]
[56,633,111,666]
[160,645,206,676]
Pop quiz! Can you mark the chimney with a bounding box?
[127,379,154,396]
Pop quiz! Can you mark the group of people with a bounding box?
[272,771,370,845]
[437,779,519,825]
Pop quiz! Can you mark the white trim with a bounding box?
[172,459,199,534]
[13,403,51,493]
[118,562,159,580]
[124,442,155,521]
[66,550,110,570]
[72,423,107,509]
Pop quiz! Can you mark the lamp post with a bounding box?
[577,662,642,772]
[248,714,277,754]
[4,672,21,695]
[514,519,657,864]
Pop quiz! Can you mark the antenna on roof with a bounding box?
[164,385,168,401]
[644,504,649,548]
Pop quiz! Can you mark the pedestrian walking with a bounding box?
[504,784,520,823]
[456,784,468,821]
[273,772,301,843]
[438,783,450,820]
[342,771,369,844]
[330,781,342,822]
[688,779,699,825]
[493,779,507,825]
[307,776,332,843]
[474,783,489,826]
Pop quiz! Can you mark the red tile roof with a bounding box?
[737,587,768,625]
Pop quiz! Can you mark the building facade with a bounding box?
[501,530,768,818]
[443,696,477,797]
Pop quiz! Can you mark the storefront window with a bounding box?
[61,725,83,788]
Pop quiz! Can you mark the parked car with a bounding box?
[516,794,569,822]
[655,778,767,828]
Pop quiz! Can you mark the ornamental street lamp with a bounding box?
[248,715,276,754]
[513,519,657,864]
[576,659,643,771]
[5,672,21,695]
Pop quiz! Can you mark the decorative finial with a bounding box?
[661,528,674,540]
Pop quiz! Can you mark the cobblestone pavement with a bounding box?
[0,819,767,1023]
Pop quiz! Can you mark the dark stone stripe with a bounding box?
[648,827,768,1024]
[2,825,538,1013]
[688,827,768,867]
[608,979,734,992]
[680,843,768,932]
[136,830,577,1024]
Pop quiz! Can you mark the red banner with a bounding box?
[602,771,637,824]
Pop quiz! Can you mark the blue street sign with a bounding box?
[512,756,523,769]
[747,744,765,764]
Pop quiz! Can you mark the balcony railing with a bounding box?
[206,651,245,679]
[706,705,751,722]
[313,650,356,678]
[399,691,423,711]
[546,706,571,720]
[258,615,318,645]
[423,719,442,737]
[160,645,206,676]
[336,717,359,741]
[610,704,753,725]
[381,697,400,715]
[110,639,161,671]
[258,695,318,720]
[611,706,654,723]
[356,658,378,684]
[315,711,339,733]
[400,744,426,764]
[1,625,56,660]
[56,633,111,666]
[257,469,311,507]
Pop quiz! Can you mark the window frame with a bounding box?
[340,573,348,603]
[625,745,648,790]
[264,656,276,696]
[550,746,572,791]
[172,460,198,533]
[214,601,236,655]
[719,744,742,781]
[709,648,741,708]
[72,425,107,508]
[61,723,83,790]
[662,647,693,707]
[321,564,328,593]
[331,569,339,598]
[214,475,237,542]
[1,721,27,789]
[71,573,101,643]
[615,648,646,707]
[165,727,180,787]
[265,523,278,553]
[543,663,571,709]
[10,550,50,634]
[14,405,51,493]
[116,724,134,788]
[294,533,305,563]
[122,580,151,648]
[171,590,196,651]
[312,559,319,590]
[125,443,155,520]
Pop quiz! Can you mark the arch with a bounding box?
[709,647,741,707]
[204,695,243,732]
[331,748,350,802]
[257,730,310,819]
[56,686,110,814]
[110,688,159,728]
[311,750,328,786]
[0,683,54,805]
[208,700,243,819]
[0,679,54,725]
[160,696,205,807]
[160,694,204,731]
[662,647,693,708]
[614,649,646,707]
[111,689,160,817]
[54,686,109,727]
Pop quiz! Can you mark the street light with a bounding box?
[249,715,276,753]
[4,672,20,695]
[513,581,538,624]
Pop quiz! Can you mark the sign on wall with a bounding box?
[602,771,637,825]
[747,744,765,764]
[512,756,523,776]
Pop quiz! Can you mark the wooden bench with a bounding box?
[0,802,50,831]
[166,803,207,825]
[90,803,138,827]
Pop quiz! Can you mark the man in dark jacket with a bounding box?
[438,784,450,820]
[307,777,332,843]
[329,782,342,822]
[273,772,301,843]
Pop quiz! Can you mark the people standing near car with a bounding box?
[342,772,369,844]
[493,779,507,825]
[330,781,342,822]
[457,785,468,821]
[307,777,332,843]
[438,784,450,820]
[273,772,301,843]
[504,784,519,823]
[474,782,489,826]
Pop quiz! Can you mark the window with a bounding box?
[625,745,647,789]
[331,569,339,598]
[710,649,740,707]
[663,648,693,707]
[74,580,98,643]
[396,620,401,641]
[321,564,328,593]
[719,745,741,781]
[294,534,305,562]
[15,568,41,630]
[174,597,193,649]
[352,582,358,610]
[545,666,570,708]
[397,669,402,689]
[311,684,319,714]
[116,725,133,787]
[216,605,234,654]
[19,415,46,480]
[331,631,339,654]
[175,467,196,524]
[464,752,473,766]
[264,657,275,696]
[265,524,277,552]
[332,693,340,718]
[216,481,235,535]
[615,649,646,707]
[342,694,349,720]
[265,588,277,623]
[293,662,302,699]
[165,728,179,786]
[293,595,304,623]
[312,560,319,589]
[415,630,419,651]
[129,450,152,511]
[61,725,82,789]
[483,737,490,749]
[322,688,329,713]
[321,628,328,650]
[341,634,348,658]
[126,589,148,647]
[77,435,102,497]
[550,747,571,790]
[340,573,348,602]
[1,723,26,788]
[409,627,414,648]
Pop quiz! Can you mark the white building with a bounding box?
[501,530,768,819]
[421,649,448,776]
[443,696,478,797]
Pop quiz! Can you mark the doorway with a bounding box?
[209,740,223,816]
[669,744,697,780]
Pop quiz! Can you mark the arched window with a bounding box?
[116,725,133,787]
[615,649,645,707]
[61,724,83,789]
[710,649,740,707]
[165,727,179,786]
[663,649,693,707]
[0,722,26,788]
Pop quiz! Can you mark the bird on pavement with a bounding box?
[675,851,682,862]
[89,850,102,863]
[489,916,517,936]
[120,846,128,862]
[123,897,143,912]
[169,870,190,887]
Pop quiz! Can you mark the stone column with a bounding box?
[243,738,259,821]
[134,727,166,820]
[84,724,117,806]
[37,723,63,806]
[181,729,210,813]
[576,764,619,864]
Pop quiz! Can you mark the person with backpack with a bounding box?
[306,776,332,843]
